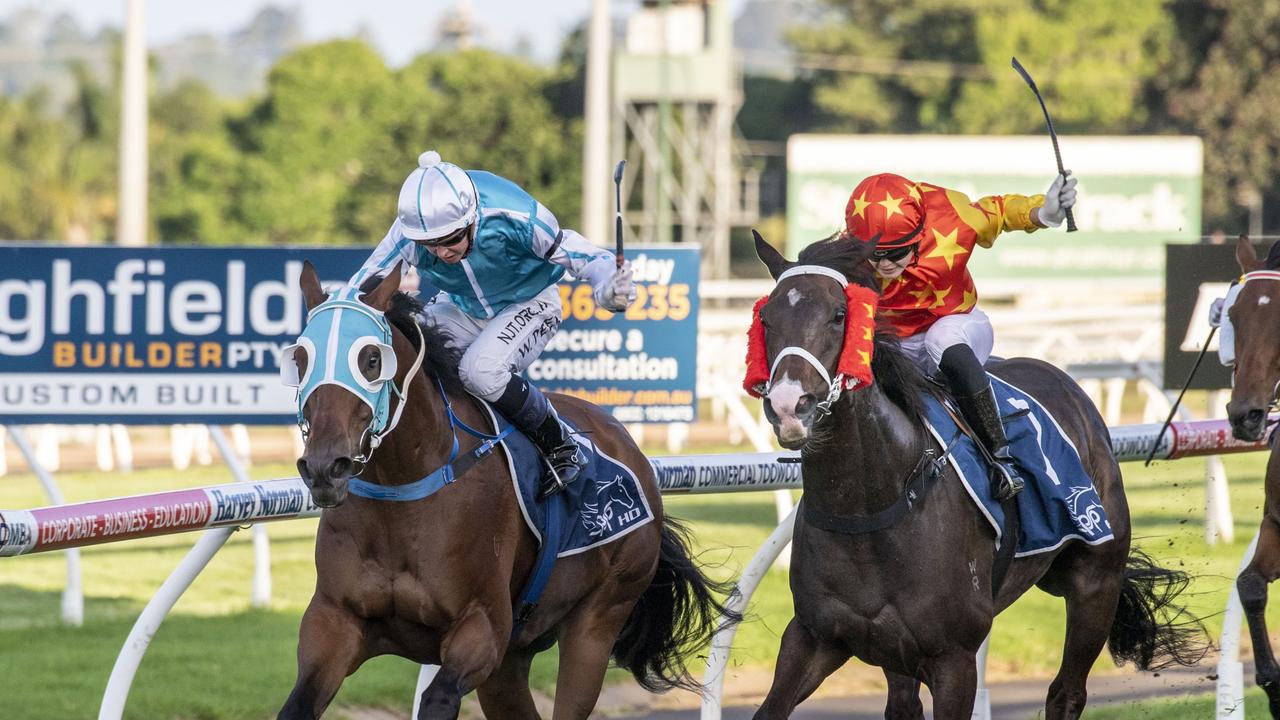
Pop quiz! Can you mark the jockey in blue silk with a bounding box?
[351,151,637,498]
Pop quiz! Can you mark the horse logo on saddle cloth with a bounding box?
[924,378,1114,555]
[283,288,654,613]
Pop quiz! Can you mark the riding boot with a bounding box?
[493,376,587,500]
[954,385,1025,501]
[939,345,1025,502]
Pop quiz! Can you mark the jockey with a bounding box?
[351,151,636,498]
[843,171,1078,500]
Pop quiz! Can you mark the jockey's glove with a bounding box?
[1037,171,1079,228]
[596,262,637,313]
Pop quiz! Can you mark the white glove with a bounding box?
[1209,297,1225,327]
[595,262,637,313]
[1037,171,1078,228]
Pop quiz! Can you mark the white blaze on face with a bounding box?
[787,288,802,307]
[767,372,809,443]
[1259,295,1271,306]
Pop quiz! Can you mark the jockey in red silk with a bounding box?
[844,171,1078,500]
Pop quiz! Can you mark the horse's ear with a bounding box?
[1237,234,1262,273]
[362,262,403,312]
[300,260,326,311]
[753,229,791,280]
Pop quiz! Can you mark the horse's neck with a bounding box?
[801,384,928,516]
[362,375,459,486]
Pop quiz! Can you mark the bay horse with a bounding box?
[277,261,732,719]
[747,232,1206,720]
[1224,235,1280,717]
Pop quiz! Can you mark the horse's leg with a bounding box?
[920,653,977,720]
[1043,550,1125,720]
[548,593,641,720]
[753,618,850,720]
[278,599,368,720]
[883,669,925,720]
[475,649,540,720]
[418,605,505,720]
[1239,517,1280,716]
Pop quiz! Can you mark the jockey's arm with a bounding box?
[958,190,1047,249]
[530,202,618,306]
[350,221,416,289]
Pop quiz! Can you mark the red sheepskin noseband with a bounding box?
[743,280,879,398]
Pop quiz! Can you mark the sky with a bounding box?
[39,0,625,66]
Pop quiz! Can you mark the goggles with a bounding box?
[872,243,917,263]
[414,224,471,248]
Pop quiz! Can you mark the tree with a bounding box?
[786,0,1173,135]
[1160,0,1280,232]
[394,49,582,229]
[232,40,398,245]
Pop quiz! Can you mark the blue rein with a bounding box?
[346,377,516,502]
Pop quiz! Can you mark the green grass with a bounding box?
[0,450,1276,718]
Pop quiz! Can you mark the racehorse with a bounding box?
[1224,235,1280,717]
[277,261,733,719]
[746,232,1207,720]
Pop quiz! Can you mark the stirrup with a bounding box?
[536,471,568,501]
[992,462,1024,502]
[536,444,585,500]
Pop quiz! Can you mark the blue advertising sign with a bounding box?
[533,247,699,423]
[0,244,698,425]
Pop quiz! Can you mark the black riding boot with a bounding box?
[939,345,1025,501]
[493,376,587,500]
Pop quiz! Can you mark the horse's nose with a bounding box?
[1228,403,1267,441]
[297,456,355,485]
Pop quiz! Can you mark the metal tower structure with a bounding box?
[613,0,757,279]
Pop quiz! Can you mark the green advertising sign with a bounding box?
[786,135,1202,280]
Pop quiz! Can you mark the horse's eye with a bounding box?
[832,310,847,325]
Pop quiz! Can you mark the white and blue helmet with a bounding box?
[396,150,478,241]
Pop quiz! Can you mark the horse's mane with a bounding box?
[385,291,466,394]
[356,274,465,393]
[790,235,935,426]
[796,233,878,291]
[866,331,935,427]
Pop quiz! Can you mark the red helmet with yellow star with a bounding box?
[845,173,926,251]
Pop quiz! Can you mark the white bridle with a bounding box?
[764,264,857,417]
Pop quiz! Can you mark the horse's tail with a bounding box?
[1108,548,1211,670]
[611,516,742,693]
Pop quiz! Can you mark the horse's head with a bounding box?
[744,230,880,449]
[1225,235,1280,441]
[282,261,406,507]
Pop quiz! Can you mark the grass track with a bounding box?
[0,447,1275,718]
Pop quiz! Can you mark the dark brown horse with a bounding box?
[277,262,731,719]
[748,233,1206,720]
[1225,235,1280,717]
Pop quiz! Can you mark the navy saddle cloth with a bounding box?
[479,405,655,557]
[922,374,1114,556]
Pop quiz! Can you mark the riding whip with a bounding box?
[613,160,627,269]
[1011,56,1077,233]
[1143,324,1218,466]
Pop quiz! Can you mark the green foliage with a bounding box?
[3,39,583,245]
[1161,0,1280,231]
[786,0,1173,134]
